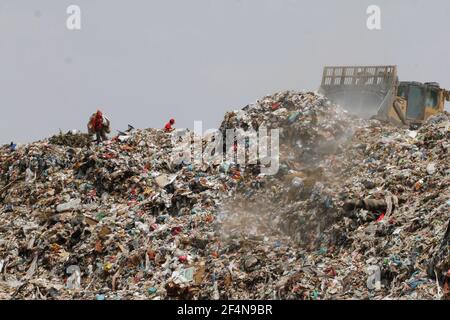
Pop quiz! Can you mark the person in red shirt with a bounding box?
[164,118,175,132]
[88,110,111,144]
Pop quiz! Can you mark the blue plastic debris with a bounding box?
[288,111,301,123]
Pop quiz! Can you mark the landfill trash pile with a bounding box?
[218,91,361,243]
[0,126,240,299]
[220,101,450,299]
[0,91,449,300]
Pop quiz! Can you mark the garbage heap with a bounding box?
[0,91,449,300]
[0,127,236,299]
[219,94,450,300]
[218,90,364,249]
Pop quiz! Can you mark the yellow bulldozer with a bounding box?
[319,65,450,127]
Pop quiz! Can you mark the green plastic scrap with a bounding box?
[96,212,106,220]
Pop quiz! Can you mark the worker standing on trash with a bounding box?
[9,142,17,152]
[87,110,111,144]
[164,118,175,132]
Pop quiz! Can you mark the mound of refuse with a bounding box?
[0,91,449,300]
[221,107,450,299]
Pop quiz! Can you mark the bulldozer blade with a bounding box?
[319,65,398,120]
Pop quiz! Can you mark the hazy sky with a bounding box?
[1,0,449,143]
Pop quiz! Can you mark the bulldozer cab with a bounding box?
[319,65,449,126]
[397,81,448,124]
